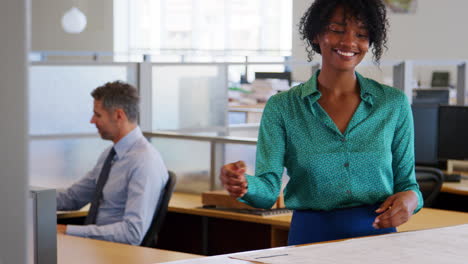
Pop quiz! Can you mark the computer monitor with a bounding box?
[412,89,449,105]
[412,104,439,165]
[438,105,468,161]
[431,71,450,87]
[255,72,292,86]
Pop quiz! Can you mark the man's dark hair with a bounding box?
[91,81,140,123]
[298,0,388,64]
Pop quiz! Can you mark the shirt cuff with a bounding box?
[237,174,258,205]
[237,174,278,209]
[406,189,423,214]
[66,225,88,237]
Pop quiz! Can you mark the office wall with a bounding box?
[292,0,468,81]
[31,0,113,52]
[0,0,29,263]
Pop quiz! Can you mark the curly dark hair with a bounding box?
[91,81,140,123]
[298,0,388,64]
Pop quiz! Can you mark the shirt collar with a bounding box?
[356,72,376,106]
[113,126,143,159]
[300,70,321,101]
[300,70,376,106]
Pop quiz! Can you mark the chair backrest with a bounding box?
[140,170,177,247]
[415,166,444,207]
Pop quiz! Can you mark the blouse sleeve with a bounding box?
[238,95,287,209]
[391,94,424,213]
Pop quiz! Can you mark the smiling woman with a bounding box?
[313,7,370,74]
[299,0,388,64]
[219,0,424,246]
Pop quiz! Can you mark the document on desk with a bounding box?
[231,224,468,264]
[158,247,289,264]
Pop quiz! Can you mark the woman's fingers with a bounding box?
[220,161,248,198]
[373,191,418,229]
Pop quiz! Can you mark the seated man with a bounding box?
[56,81,168,245]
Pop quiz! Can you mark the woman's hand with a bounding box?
[220,161,248,198]
[373,190,419,229]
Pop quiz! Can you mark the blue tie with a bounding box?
[85,147,116,225]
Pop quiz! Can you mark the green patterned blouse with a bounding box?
[239,71,423,212]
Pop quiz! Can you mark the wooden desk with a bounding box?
[169,192,468,231]
[169,192,291,229]
[58,233,201,264]
[441,171,468,196]
[435,178,468,211]
[58,192,468,256]
[398,207,468,231]
[57,204,89,219]
[58,193,291,228]
[158,193,468,255]
[436,171,468,212]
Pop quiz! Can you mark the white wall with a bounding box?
[292,0,468,82]
[31,0,113,52]
[0,0,29,263]
[385,0,468,60]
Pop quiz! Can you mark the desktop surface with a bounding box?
[57,192,468,258]
[58,233,201,264]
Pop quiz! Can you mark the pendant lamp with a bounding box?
[61,7,87,34]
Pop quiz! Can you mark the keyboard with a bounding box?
[201,206,292,216]
[444,173,461,182]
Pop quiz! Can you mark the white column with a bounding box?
[138,59,153,131]
[393,60,414,104]
[291,0,315,81]
[457,62,467,105]
[0,0,29,264]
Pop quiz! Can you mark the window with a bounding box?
[114,0,292,58]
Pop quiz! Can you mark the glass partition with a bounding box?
[224,144,257,176]
[29,64,133,188]
[152,64,228,131]
[27,60,313,193]
[151,137,211,193]
[29,65,130,135]
[29,137,111,188]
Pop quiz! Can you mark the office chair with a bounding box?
[140,170,177,248]
[415,166,444,207]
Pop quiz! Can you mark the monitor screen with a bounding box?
[412,89,449,105]
[438,105,468,161]
[255,72,292,86]
[431,71,450,87]
[412,104,439,165]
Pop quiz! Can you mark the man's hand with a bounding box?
[57,224,67,234]
[220,161,248,198]
[373,190,418,229]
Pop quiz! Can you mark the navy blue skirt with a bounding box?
[287,203,396,245]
